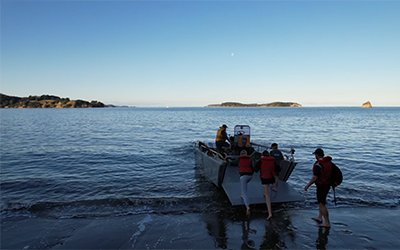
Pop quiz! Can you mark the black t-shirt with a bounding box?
[313,163,323,177]
[270,149,284,165]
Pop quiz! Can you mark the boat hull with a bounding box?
[194,141,303,205]
[195,144,226,187]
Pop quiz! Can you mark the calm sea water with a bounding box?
[1,107,399,219]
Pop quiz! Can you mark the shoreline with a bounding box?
[1,207,399,249]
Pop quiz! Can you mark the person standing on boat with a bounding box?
[255,151,279,220]
[270,143,284,190]
[270,143,284,171]
[304,148,332,228]
[216,124,230,152]
[238,149,254,215]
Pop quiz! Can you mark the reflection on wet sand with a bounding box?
[203,212,228,249]
[259,209,298,249]
[202,208,299,249]
[316,227,330,250]
[241,220,257,249]
[259,221,284,249]
[200,207,400,250]
[1,207,398,249]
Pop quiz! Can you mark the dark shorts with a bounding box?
[316,184,330,205]
[216,141,229,151]
[261,177,275,185]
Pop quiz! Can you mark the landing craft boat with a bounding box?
[194,125,303,206]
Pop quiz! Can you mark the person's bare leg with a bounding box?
[264,186,272,220]
[318,203,331,227]
[312,217,322,223]
[273,176,278,191]
[240,176,251,216]
[312,208,322,222]
[312,203,323,223]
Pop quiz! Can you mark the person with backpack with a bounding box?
[304,148,333,228]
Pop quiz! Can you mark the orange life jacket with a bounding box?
[238,155,253,174]
[313,156,333,184]
[260,156,276,179]
[238,135,250,148]
[216,128,226,142]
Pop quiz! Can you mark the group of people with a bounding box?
[216,124,334,227]
[238,143,284,219]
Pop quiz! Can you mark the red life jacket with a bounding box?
[238,155,253,174]
[313,156,333,184]
[260,156,276,179]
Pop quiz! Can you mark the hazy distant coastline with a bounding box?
[207,101,302,107]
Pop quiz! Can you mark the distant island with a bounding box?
[207,102,302,108]
[0,94,105,109]
[362,101,372,108]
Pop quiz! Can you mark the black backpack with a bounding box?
[330,162,343,188]
[330,162,343,205]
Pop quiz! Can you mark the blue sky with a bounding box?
[1,1,399,107]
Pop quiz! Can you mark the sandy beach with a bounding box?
[1,207,399,249]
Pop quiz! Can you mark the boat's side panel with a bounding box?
[195,147,225,187]
[278,160,297,181]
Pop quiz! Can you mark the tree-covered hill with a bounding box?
[207,101,302,107]
[0,94,105,108]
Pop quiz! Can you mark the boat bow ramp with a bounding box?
[222,165,303,206]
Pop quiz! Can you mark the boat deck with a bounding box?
[222,165,303,206]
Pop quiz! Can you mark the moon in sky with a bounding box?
[231,53,234,56]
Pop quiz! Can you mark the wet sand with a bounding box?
[1,207,399,249]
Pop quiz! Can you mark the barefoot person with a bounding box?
[255,151,279,220]
[238,150,254,215]
[304,148,333,227]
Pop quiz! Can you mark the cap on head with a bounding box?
[222,124,228,128]
[312,148,324,157]
[270,143,278,149]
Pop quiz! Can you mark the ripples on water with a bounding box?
[1,107,399,219]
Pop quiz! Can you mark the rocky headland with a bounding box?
[207,101,302,107]
[362,101,372,108]
[0,94,105,109]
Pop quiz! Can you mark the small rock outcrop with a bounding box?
[362,101,372,108]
